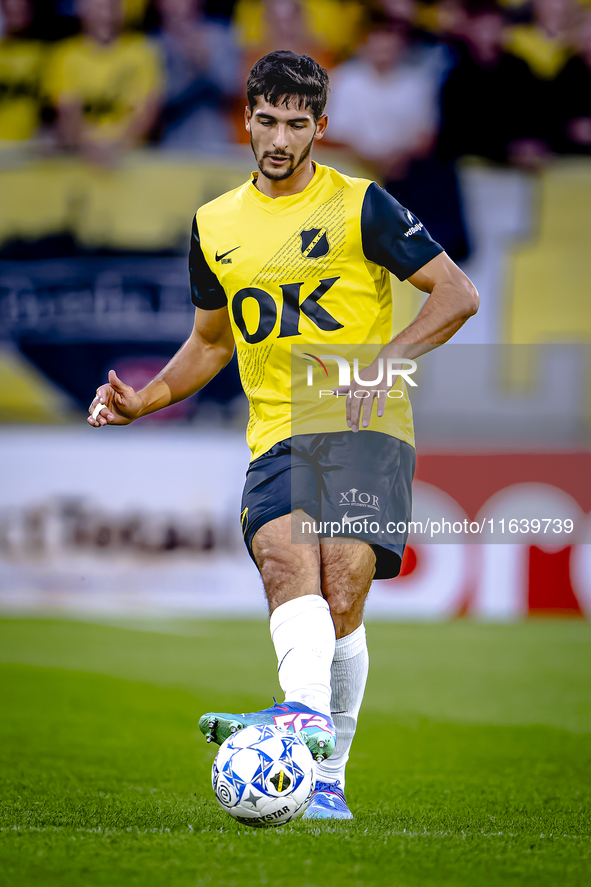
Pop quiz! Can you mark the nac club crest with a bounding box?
[300,227,330,259]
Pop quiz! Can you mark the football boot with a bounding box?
[301,780,353,820]
[199,701,336,762]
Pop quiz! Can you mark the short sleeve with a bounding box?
[189,216,227,310]
[361,182,444,281]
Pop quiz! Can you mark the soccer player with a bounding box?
[88,51,478,819]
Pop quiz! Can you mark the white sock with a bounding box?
[315,623,369,789]
[269,594,335,716]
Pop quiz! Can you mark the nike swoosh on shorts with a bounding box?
[341,511,377,522]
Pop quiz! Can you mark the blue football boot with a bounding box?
[199,701,336,762]
[302,780,353,820]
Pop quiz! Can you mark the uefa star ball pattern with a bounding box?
[211,724,315,827]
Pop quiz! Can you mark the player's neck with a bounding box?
[256,160,317,199]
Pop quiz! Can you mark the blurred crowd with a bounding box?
[0,497,227,558]
[0,0,590,257]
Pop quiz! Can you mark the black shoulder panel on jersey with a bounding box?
[360,182,444,281]
[189,216,227,310]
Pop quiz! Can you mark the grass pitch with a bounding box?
[0,618,589,887]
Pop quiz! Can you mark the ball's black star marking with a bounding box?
[242,790,260,808]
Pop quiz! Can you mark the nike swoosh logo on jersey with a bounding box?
[215,246,240,261]
[341,512,376,522]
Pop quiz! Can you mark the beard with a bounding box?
[252,132,315,182]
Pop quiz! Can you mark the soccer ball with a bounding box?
[211,724,315,827]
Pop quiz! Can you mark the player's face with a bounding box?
[246,98,327,182]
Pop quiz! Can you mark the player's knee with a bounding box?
[325,592,354,618]
[258,550,294,587]
[258,547,320,601]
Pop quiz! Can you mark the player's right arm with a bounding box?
[88,305,234,427]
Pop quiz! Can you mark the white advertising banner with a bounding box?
[0,429,589,620]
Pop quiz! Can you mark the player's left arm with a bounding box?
[345,183,479,430]
[388,251,479,356]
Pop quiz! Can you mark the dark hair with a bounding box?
[246,50,329,121]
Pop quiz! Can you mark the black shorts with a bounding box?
[240,431,415,580]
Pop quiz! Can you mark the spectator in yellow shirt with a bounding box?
[0,0,46,144]
[504,0,574,80]
[46,0,162,165]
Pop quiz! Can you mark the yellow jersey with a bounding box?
[0,38,45,142]
[190,163,443,461]
[45,33,162,142]
[504,25,570,80]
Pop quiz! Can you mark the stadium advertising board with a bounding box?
[0,430,588,619]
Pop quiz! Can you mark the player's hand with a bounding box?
[334,359,387,434]
[87,369,143,428]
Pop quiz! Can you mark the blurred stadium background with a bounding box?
[0,0,590,621]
